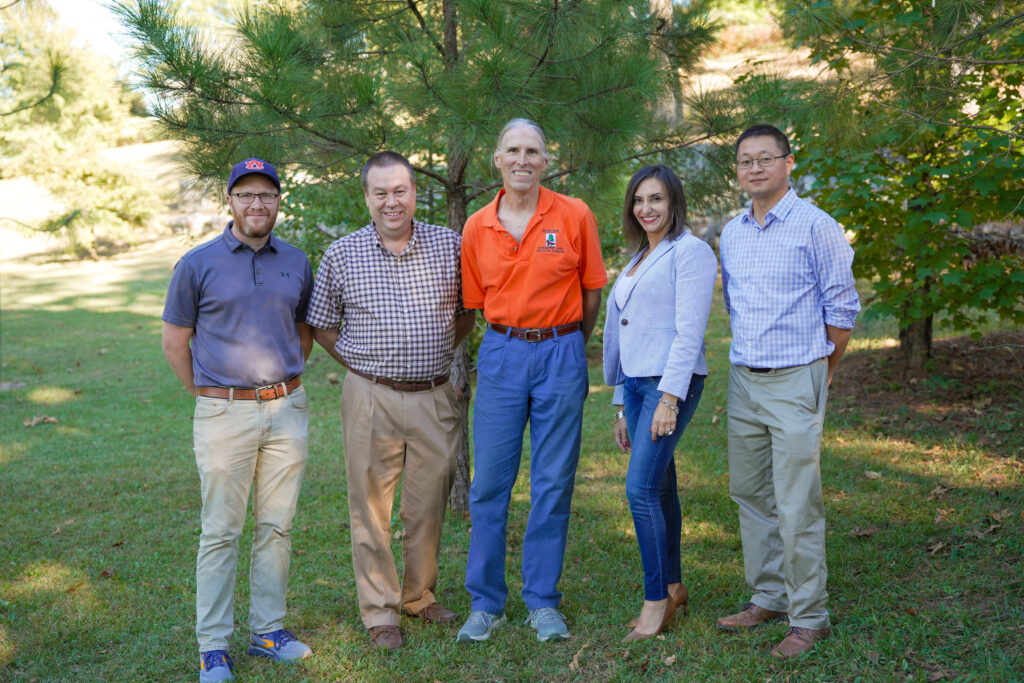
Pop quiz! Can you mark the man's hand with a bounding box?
[825,324,852,386]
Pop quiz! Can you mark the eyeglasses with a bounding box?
[737,154,788,170]
[231,192,280,204]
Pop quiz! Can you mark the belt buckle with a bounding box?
[255,383,282,402]
[523,328,543,342]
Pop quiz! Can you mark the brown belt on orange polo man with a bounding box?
[196,376,302,401]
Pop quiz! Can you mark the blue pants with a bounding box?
[465,327,589,613]
[622,375,704,601]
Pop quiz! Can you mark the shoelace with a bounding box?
[257,629,297,647]
[528,608,565,625]
[201,651,233,671]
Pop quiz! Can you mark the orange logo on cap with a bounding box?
[245,159,265,169]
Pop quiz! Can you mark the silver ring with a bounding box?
[665,429,674,436]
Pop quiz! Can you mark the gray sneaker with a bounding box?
[525,607,570,642]
[456,610,507,642]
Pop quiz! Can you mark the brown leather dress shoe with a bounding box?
[769,626,830,658]
[368,625,404,651]
[715,602,788,631]
[416,602,458,625]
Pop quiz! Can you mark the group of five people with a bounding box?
[161,119,859,682]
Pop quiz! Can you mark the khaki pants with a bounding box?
[340,372,459,628]
[727,360,830,630]
[193,387,308,651]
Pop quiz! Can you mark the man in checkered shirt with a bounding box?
[305,151,476,651]
[716,124,860,659]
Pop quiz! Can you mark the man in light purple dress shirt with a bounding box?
[716,125,860,659]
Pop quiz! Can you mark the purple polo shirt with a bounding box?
[163,223,313,388]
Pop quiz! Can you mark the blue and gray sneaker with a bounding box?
[456,610,508,642]
[247,629,312,662]
[526,607,570,642]
[199,650,234,682]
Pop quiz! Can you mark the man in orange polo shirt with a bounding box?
[457,118,607,643]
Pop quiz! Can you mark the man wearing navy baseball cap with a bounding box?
[162,158,315,681]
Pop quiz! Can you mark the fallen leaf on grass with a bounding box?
[569,642,589,673]
[935,508,951,524]
[99,569,115,578]
[905,607,918,616]
[927,541,945,555]
[849,525,879,538]
[864,470,882,480]
[927,670,948,681]
[926,485,949,500]
[664,655,677,666]
[711,414,719,424]
[327,372,340,385]
[23,415,59,427]
[111,541,125,548]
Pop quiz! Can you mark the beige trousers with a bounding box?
[727,359,830,630]
[340,372,459,628]
[193,386,308,651]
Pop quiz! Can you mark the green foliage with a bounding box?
[35,161,162,256]
[114,0,731,260]
[768,0,1024,340]
[2,243,1022,680]
[1,0,158,254]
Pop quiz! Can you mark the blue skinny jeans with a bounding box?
[622,374,705,600]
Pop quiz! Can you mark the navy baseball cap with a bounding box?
[227,158,281,193]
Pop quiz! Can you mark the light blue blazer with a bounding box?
[603,231,718,404]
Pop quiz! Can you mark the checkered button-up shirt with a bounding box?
[305,220,467,381]
[720,187,860,369]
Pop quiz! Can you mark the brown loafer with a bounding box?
[769,626,830,658]
[715,602,788,631]
[416,602,458,625]
[368,625,404,651]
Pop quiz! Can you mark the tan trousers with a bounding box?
[193,387,308,651]
[340,372,459,628]
[727,359,830,630]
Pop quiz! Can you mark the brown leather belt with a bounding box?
[346,366,449,392]
[489,321,583,342]
[197,376,301,401]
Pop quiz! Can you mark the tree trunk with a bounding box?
[442,0,473,513]
[445,180,471,513]
[649,0,683,123]
[898,315,932,379]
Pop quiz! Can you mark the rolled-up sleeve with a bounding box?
[812,216,860,330]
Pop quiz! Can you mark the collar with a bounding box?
[479,185,554,229]
[369,220,418,255]
[223,222,278,252]
[741,186,798,229]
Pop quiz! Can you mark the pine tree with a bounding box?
[114,0,728,508]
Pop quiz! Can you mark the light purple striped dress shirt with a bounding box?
[720,188,860,369]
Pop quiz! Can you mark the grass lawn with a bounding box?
[1,238,1021,681]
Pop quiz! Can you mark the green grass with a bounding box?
[1,243,1021,681]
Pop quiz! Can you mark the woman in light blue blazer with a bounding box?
[603,165,717,641]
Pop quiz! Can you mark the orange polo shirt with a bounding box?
[462,186,608,328]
